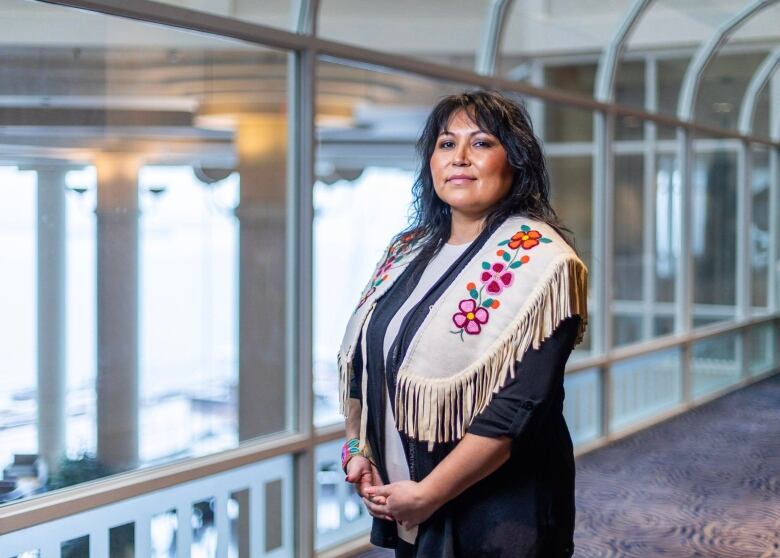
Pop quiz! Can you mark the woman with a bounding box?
[338,90,588,557]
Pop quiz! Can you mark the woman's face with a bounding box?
[430,108,514,219]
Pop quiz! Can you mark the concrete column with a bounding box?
[35,165,68,476]
[94,153,140,472]
[235,115,288,441]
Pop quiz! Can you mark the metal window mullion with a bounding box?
[593,0,654,103]
[677,0,780,123]
[769,146,779,312]
[675,128,693,333]
[737,141,753,380]
[676,128,694,403]
[642,54,658,341]
[737,141,752,320]
[593,107,614,435]
[475,0,514,76]
[288,43,316,558]
[292,0,319,35]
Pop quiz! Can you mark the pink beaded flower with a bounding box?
[452,299,490,335]
[480,262,514,295]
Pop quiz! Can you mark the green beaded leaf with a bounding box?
[502,252,511,262]
[497,239,509,246]
[540,237,552,243]
[374,279,383,286]
[521,224,530,232]
[469,289,479,299]
[482,298,494,308]
[510,261,522,269]
[481,261,491,270]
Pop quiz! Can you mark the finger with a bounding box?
[365,484,391,497]
[362,497,390,517]
[358,475,373,497]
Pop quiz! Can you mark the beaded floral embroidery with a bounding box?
[450,225,552,340]
[356,232,420,310]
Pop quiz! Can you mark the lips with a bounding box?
[447,174,476,182]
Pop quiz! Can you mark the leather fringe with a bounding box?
[393,254,588,446]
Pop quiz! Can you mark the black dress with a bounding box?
[350,219,581,558]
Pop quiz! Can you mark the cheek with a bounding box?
[481,153,513,188]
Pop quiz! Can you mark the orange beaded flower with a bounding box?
[508,229,542,250]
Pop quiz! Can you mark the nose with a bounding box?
[453,141,469,166]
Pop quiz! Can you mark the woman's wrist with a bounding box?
[417,477,447,510]
[341,438,362,473]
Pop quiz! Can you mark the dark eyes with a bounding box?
[437,139,493,149]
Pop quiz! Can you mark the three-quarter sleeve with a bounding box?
[467,315,581,440]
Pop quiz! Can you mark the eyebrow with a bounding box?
[438,129,489,137]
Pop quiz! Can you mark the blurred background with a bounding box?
[0,0,778,556]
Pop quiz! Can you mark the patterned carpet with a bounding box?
[358,373,780,557]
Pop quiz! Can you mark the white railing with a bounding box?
[0,455,293,558]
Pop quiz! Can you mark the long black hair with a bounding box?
[394,89,576,261]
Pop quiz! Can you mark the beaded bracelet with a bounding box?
[341,438,363,473]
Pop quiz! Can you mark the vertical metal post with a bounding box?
[676,127,694,401]
[289,44,316,558]
[593,107,614,436]
[770,146,779,313]
[642,55,658,341]
[737,141,752,378]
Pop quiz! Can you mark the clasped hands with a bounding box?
[345,455,440,528]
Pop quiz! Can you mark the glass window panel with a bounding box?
[151,508,178,557]
[313,58,475,426]
[751,145,770,312]
[563,368,601,446]
[626,0,749,122]
[616,113,644,141]
[547,150,593,358]
[654,151,679,307]
[691,139,738,325]
[228,488,249,558]
[315,440,371,551]
[61,535,89,558]
[775,320,780,370]
[265,479,283,552]
[318,0,490,71]
[500,2,629,83]
[695,52,766,132]
[691,331,740,399]
[748,322,775,376]
[545,63,596,98]
[192,497,217,556]
[0,0,292,505]
[613,152,644,347]
[610,347,682,432]
[615,60,646,140]
[657,57,690,125]
[613,154,644,302]
[753,87,770,139]
[0,168,36,472]
[545,103,593,145]
[612,129,681,347]
[109,522,135,558]
[150,0,292,30]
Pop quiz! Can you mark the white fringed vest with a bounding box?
[338,215,588,450]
